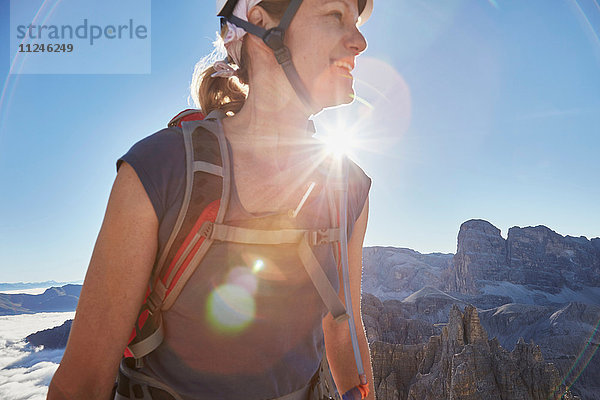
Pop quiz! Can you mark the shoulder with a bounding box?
[315,150,371,237]
[347,157,372,197]
[345,157,371,234]
[116,127,185,222]
[116,127,184,172]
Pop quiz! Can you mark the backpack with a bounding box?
[122,109,369,399]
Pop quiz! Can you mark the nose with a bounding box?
[347,26,367,55]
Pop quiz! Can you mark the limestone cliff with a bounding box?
[445,219,600,294]
[370,305,578,400]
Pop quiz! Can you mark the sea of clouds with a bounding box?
[0,288,50,295]
[0,312,75,400]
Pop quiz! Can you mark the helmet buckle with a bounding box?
[263,28,291,65]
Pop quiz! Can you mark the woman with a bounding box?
[48,0,374,399]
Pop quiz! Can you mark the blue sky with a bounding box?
[1,0,599,282]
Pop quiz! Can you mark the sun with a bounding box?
[317,120,360,159]
[321,133,354,158]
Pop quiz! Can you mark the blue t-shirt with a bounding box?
[117,119,371,400]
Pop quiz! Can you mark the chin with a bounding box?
[332,90,355,108]
[317,85,355,109]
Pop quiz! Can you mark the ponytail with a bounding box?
[189,0,290,115]
[190,38,249,115]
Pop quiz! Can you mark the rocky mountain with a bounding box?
[362,291,448,344]
[0,284,82,315]
[361,219,600,399]
[479,302,600,400]
[362,247,453,300]
[445,219,600,295]
[362,290,600,399]
[370,304,578,400]
[26,319,73,349]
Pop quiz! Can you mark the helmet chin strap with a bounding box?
[223,0,318,113]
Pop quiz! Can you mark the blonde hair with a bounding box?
[190,0,291,115]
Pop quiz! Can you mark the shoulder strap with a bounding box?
[154,110,232,310]
[167,108,206,127]
[125,110,231,361]
[336,157,370,397]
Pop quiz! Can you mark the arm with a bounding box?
[47,162,158,400]
[323,196,375,399]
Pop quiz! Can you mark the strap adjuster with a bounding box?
[146,291,162,315]
[263,28,284,51]
[263,29,292,65]
[334,313,350,322]
[199,221,214,239]
[306,228,337,246]
[273,46,292,65]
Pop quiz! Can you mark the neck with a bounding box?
[222,81,319,170]
[230,87,312,134]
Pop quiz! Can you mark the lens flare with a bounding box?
[314,56,412,165]
[551,315,600,398]
[227,266,258,294]
[206,283,256,335]
[2,1,63,135]
[319,127,359,159]
[252,259,265,274]
[349,93,374,110]
[570,0,600,64]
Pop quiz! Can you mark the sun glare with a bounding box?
[321,133,352,158]
[318,120,360,159]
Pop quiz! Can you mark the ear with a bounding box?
[248,5,278,30]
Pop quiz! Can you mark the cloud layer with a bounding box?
[0,312,75,400]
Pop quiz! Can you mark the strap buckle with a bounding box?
[146,291,162,315]
[199,221,214,239]
[273,46,292,65]
[306,228,337,246]
[263,28,284,50]
[263,28,291,65]
[334,313,350,322]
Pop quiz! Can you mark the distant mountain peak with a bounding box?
[448,219,600,294]
[0,284,82,316]
[0,280,82,291]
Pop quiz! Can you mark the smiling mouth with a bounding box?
[333,60,354,74]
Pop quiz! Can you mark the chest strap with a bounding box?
[207,222,340,246]
[127,225,349,362]
[207,223,348,322]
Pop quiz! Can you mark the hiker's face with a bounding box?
[286,0,367,109]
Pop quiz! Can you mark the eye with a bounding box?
[329,11,343,21]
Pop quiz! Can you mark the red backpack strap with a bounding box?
[158,111,232,308]
[167,109,206,128]
[125,110,231,363]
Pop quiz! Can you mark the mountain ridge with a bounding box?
[0,284,82,315]
[0,281,82,291]
[362,219,599,399]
